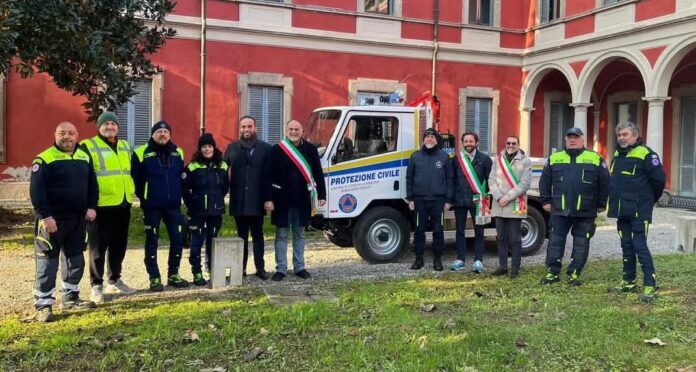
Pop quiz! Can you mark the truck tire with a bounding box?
[353,206,409,263]
[521,205,546,256]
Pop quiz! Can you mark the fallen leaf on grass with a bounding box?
[348,328,360,336]
[259,328,270,336]
[200,366,226,372]
[675,365,696,372]
[208,324,217,331]
[643,337,666,346]
[527,312,540,318]
[515,338,528,348]
[417,335,428,349]
[243,347,265,362]
[20,316,35,323]
[184,330,200,343]
[443,318,457,330]
[221,309,232,316]
[638,321,648,331]
[420,304,436,313]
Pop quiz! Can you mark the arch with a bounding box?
[520,62,577,110]
[651,34,696,97]
[576,50,652,104]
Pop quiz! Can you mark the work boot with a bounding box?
[168,274,190,288]
[60,298,96,311]
[91,285,104,304]
[640,286,658,303]
[150,277,164,292]
[410,255,424,270]
[492,267,508,276]
[568,271,582,286]
[608,279,637,293]
[540,272,560,285]
[192,273,207,286]
[433,256,443,272]
[36,307,54,323]
[105,279,137,294]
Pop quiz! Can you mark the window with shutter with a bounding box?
[248,85,284,144]
[614,101,638,126]
[540,0,560,23]
[114,80,152,148]
[549,102,574,153]
[680,97,696,196]
[466,98,492,153]
[469,0,492,25]
[603,0,619,5]
[364,0,392,15]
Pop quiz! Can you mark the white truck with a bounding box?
[304,105,548,263]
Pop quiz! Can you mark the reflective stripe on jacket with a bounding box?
[81,136,135,207]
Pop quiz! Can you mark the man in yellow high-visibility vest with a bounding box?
[80,111,137,303]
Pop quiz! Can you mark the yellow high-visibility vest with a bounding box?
[81,136,135,206]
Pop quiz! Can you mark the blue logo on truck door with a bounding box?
[338,194,358,213]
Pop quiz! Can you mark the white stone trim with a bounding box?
[237,72,294,126]
[151,72,164,124]
[356,16,401,39]
[576,49,651,104]
[520,62,577,109]
[595,2,634,33]
[348,78,407,105]
[670,84,696,195]
[239,3,292,28]
[605,90,644,162]
[459,86,500,153]
[651,34,696,97]
[535,23,564,46]
[676,0,696,12]
[543,91,572,156]
[461,28,501,48]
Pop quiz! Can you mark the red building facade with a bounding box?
[2,0,696,197]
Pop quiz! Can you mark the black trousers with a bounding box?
[545,215,595,276]
[234,215,266,273]
[34,215,87,309]
[413,199,445,256]
[495,217,522,271]
[88,206,131,286]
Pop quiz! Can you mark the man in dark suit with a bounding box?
[265,120,326,281]
[224,116,272,280]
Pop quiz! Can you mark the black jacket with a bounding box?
[182,157,229,217]
[30,144,98,219]
[452,150,492,208]
[539,148,610,218]
[607,140,665,222]
[224,139,272,216]
[131,139,185,210]
[267,139,326,228]
[406,146,453,202]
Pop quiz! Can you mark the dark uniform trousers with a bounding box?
[414,199,445,256]
[235,215,266,273]
[454,205,485,262]
[495,218,522,271]
[34,216,87,309]
[617,218,655,286]
[88,206,131,286]
[143,207,184,279]
[545,215,595,276]
[188,215,223,274]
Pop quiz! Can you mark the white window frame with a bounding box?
[671,84,696,196]
[238,72,293,138]
[348,78,407,106]
[358,0,402,17]
[459,87,499,154]
[463,0,501,27]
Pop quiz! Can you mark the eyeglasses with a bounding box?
[506,142,518,146]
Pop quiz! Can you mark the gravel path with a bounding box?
[2,207,695,319]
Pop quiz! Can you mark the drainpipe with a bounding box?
[431,0,440,97]
[200,0,207,135]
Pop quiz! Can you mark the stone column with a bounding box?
[570,103,592,146]
[643,96,671,160]
[519,107,534,154]
[593,109,601,152]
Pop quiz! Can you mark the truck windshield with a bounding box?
[304,109,342,157]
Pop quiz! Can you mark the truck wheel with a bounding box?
[521,206,546,256]
[353,206,408,263]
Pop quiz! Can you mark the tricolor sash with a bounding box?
[278,138,318,216]
[498,154,527,215]
[456,151,491,224]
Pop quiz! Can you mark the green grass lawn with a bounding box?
[2,255,695,371]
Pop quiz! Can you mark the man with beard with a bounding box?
[406,128,453,271]
[450,132,492,273]
[266,120,326,281]
[131,121,190,291]
[80,111,137,303]
[31,122,98,322]
[539,127,609,286]
[607,122,665,302]
[224,116,271,280]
